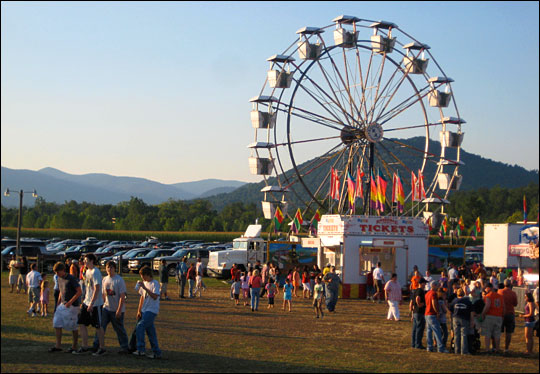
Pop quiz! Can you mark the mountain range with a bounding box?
[2,137,538,209]
[1,167,246,207]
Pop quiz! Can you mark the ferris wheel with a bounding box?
[248,15,465,227]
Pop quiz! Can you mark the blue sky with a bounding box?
[1,1,538,184]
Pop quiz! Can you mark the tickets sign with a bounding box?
[319,215,428,238]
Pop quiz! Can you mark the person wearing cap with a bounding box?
[410,277,427,349]
[448,288,474,354]
[497,278,517,353]
[425,281,448,353]
[480,282,505,353]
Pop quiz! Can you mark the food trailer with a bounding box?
[318,215,429,298]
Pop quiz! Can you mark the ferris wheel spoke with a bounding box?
[341,47,363,126]
[377,85,431,126]
[320,41,364,124]
[371,58,412,124]
[366,50,389,124]
[314,57,361,127]
[383,122,440,133]
[272,101,350,131]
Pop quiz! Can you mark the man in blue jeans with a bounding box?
[425,281,449,353]
[92,261,129,354]
[409,277,427,349]
[133,266,162,359]
[176,257,188,298]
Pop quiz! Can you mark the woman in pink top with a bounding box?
[249,270,262,312]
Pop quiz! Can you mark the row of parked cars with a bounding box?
[1,236,231,275]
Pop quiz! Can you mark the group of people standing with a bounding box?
[8,255,51,317]
[47,254,162,359]
[407,262,539,356]
[227,261,342,317]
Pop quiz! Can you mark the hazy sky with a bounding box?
[2,1,539,184]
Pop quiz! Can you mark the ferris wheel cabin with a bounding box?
[267,55,295,89]
[370,21,397,54]
[296,27,324,60]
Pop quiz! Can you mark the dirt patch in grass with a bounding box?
[1,273,538,373]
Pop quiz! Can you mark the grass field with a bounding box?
[1,271,538,373]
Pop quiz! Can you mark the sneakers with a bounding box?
[66,347,76,354]
[27,308,34,315]
[146,352,162,359]
[92,348,106,356]
[72,347,91,355]
[132,350,145,356]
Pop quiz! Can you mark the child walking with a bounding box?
[282,278,293,312]
[265,278,278,309]
[313,277,325,319]
[241,272,250,307]
[292,267,301,297]
[302,266,311,299]
[231,278,241,306]
[40,280,50,317]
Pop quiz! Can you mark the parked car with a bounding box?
[128,249,176,274]
[153,245,218,276]
[2,238,46,251]
[93,244,135,259]
[57,243,102,260]
[99,249,131,267]
[117,248,152,273]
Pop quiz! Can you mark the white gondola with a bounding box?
[332,15,360,48]
[423,211,446,230]
[437,173,463,191]
[370,21,397,54]
[428,76,454,107]
[249,95,277,129]
[250,111,275,129]
[249,157,273,175]
[267,55,295,89]
[402,42,430,74]
[440,131,464,148]
[260,186,288,219]
[297,27,323,60]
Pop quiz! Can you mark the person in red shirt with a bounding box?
[497,278,518,353]
[481,283,506,353]
[186,263,197,298]
[424,282,448,353]
[410,270,421,291]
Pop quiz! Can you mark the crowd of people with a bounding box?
[400,262,539,355]
[7,253,539,359]
[226,261,342,317]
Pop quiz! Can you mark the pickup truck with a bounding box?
[1,244,61,272]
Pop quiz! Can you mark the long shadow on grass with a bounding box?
[0,337,359,373]
[2,323,53,337]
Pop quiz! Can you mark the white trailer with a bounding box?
[318,215,428,295]
[483,223,538,269]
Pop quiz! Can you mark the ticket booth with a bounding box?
[318,215,429,298]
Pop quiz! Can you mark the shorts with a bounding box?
[302,282,311,292]
[501,314,515,334]
[77,304,103,329]
[242,289,249,298]
[524,321,535,328]
[9,275,17,285]
[312,298,322,308]
[268,297,274,305]
[160,283,168,294]
[375,280,384,293]
[481,315,502,339]
[28,287,40,304]
[234,293,239,300]
[284,294,292,301]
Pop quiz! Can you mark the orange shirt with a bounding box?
[484,291,504,317]
[410,275,421,290]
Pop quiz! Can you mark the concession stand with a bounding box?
[318,215,429,298]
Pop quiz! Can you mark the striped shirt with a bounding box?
[384,280,402,302]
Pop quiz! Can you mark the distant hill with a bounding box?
[203,137,539,211]
[1,167,245,207]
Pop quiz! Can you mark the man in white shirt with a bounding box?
[424,270,433,291]
[92,260,129,354]
[73,254,105,356]
[133,266,162,359]
[373,262,385,303]
[26,263,42,317]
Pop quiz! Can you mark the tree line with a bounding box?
[1,182,538,233]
